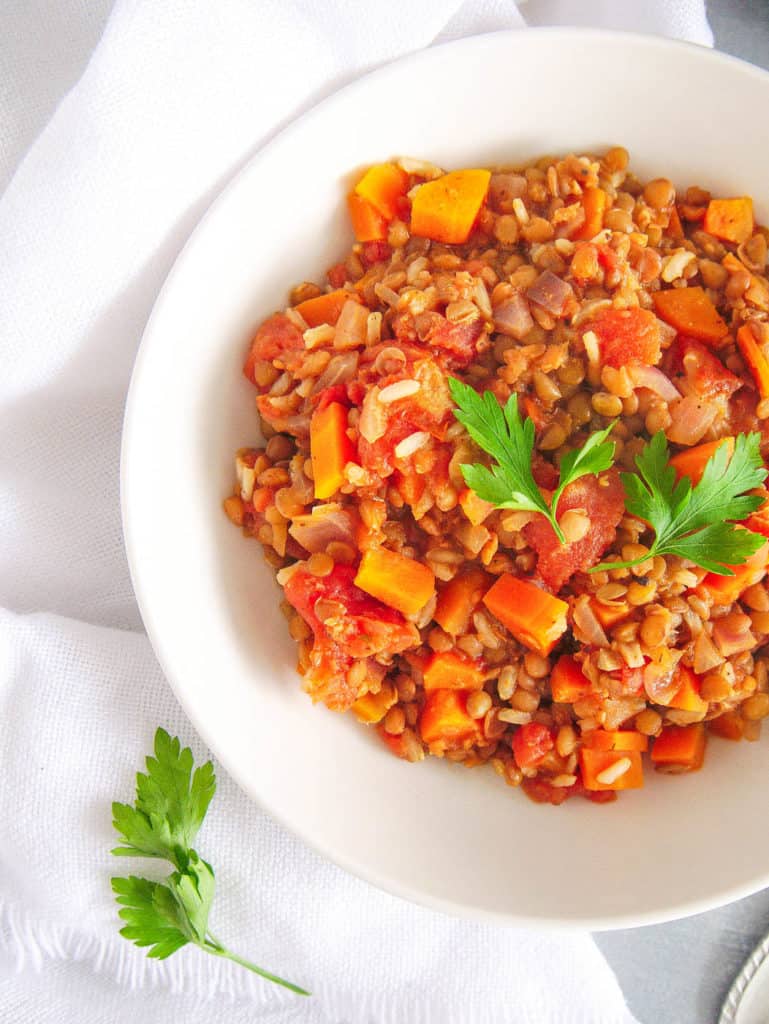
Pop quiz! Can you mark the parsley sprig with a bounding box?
[111,728,309,996]
[593,431,767,575]
[449,377,615,543]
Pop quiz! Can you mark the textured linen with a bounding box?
[0,1,711,1021]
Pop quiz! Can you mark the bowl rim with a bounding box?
[122,26,769,932]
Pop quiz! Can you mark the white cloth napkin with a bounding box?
[0,2,713,1022]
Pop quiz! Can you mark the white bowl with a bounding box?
[122,29,769,929]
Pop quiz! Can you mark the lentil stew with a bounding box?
[225,149,769,804]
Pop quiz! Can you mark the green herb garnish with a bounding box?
[593,431,767,576]
[112,728,309,995]
[449,378,615,543]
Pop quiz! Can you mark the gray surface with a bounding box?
[593,14,769,1024]
[3,2,769,1023]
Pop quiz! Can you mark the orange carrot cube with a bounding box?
[310,401,356,500]
[703,197,754,245]
[354,547,435,617]
[483,574,568,656]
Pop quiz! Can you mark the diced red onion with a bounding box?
[312,352,359,393]
[643,648,683,705]
[571,595,608,647]
[493,292,534,340]
[666,395,718,446]
[288,505,357,554]
[693,630,725,675]
[334,300,369,350]
[526,270,574,316]
[712,612,756,657]
[628,364,681,401]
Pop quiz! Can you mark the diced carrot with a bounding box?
[550,655,591,703]
[423,650,485,692]
[419,688,483,751]
[651,723,706,771]
[410,169,491,245]
[585,730,649,752]
[434,569,491,635]
[699,532,769,605]
[590,597,631,631]
[574,187,608,241]
[652,286,728,345]
[310,401,356,500]
[483,574,568,656]
[294,288,359,327]
[670,437,735,485]
[703,197,754,245]
[223,495,245,527]
[347,193,388,242]
[708,711,745,741]
[352,684,398,724]
[667,206,684,240]
[579,749,644,790]
[458,487,494,526]
[661,665,708,713]
[354,547,435,617]
[737,322,769,399]
[354,163,408,220]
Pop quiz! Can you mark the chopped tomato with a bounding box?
[378,727,413,759]
[358,358,452,476]
[520,775,617,805]
[413,311,486,367]
[311,384,350,411]
[745,491,769,539]
[512,722,554,770]
[521,777,571,805]
[283,566,418,710]
[361,240,392,266]
[586,307,662,368]
[532,457,559,491]
[327,263,348,288]
[523,471,626,592]
[243,313,304,383]
[671,338,742,398]
[392,309,485,368]
[595,243,620,275]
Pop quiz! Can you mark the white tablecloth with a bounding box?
[0,2,712,1021]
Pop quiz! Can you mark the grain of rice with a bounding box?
[595,758,632,786]
[379,379,420,403]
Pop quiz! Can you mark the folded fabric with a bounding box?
[0,0,711,1020]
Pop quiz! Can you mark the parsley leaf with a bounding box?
[594,431,767,575]
[112,875,191,960]
[112,727,215,869]
[449,378,615,543]
[112,728,309,996]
